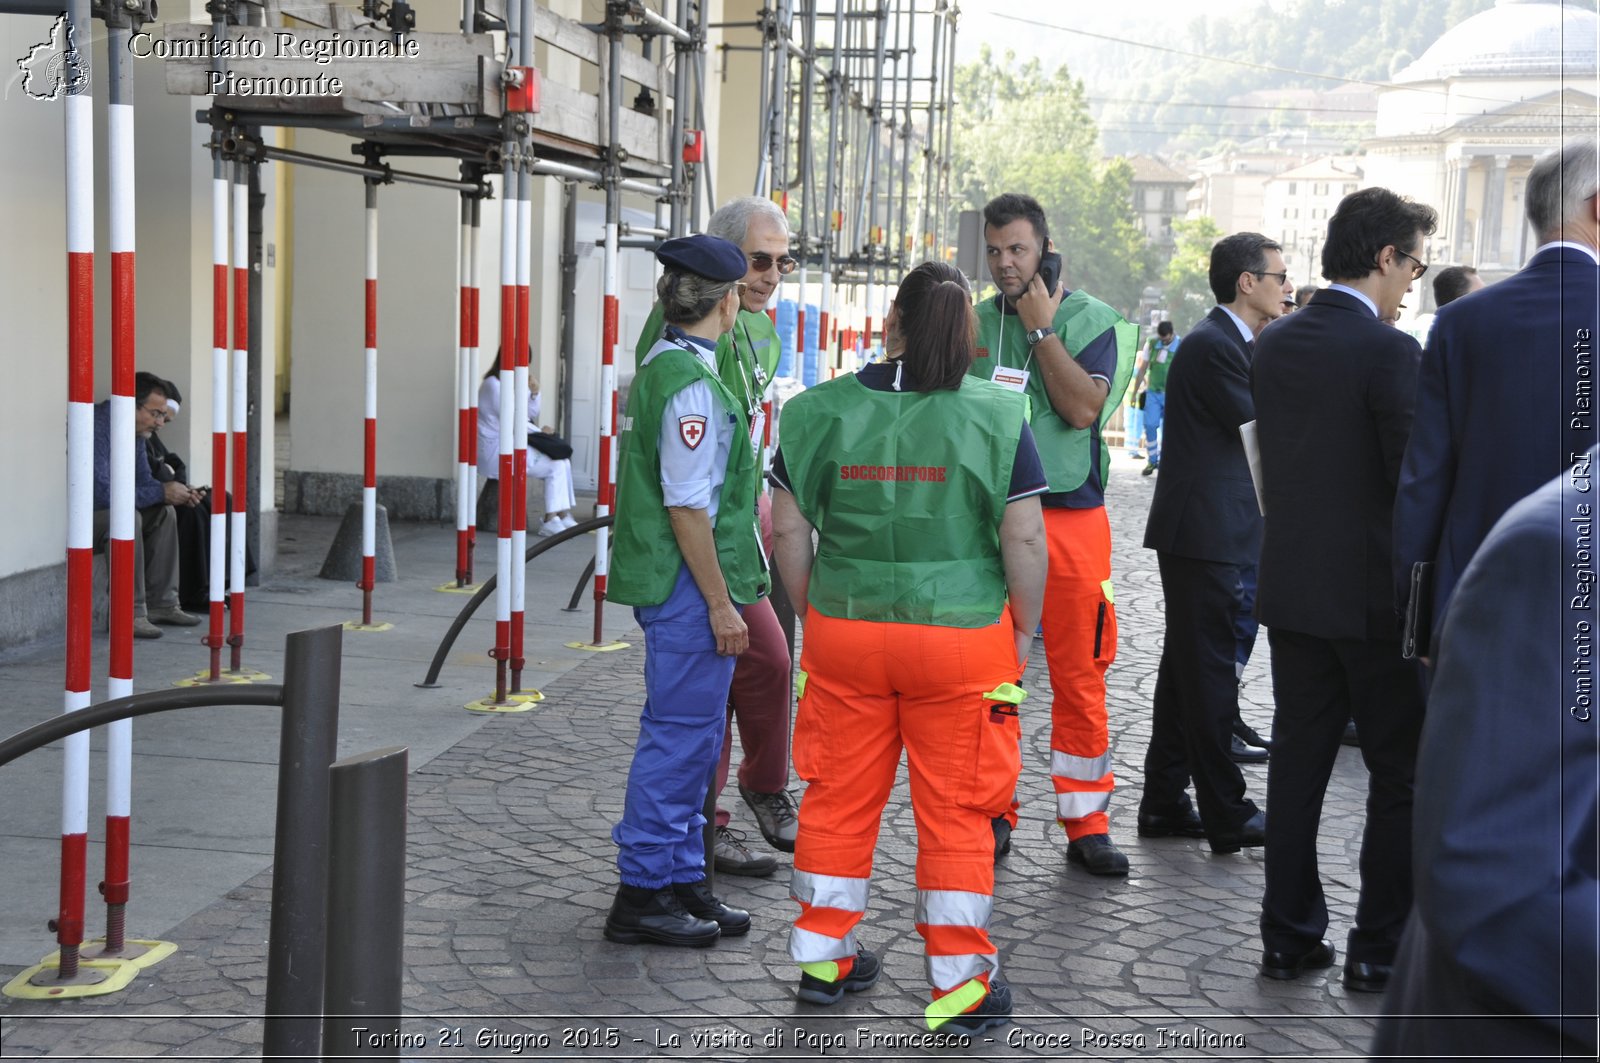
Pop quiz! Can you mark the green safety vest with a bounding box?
[779,374,1025,627]
[608,338,766,607]
[636,305,781,418]
[1144,337,1177,392]
[971,290,1138,495]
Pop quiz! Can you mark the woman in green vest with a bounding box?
[768,260,1048,1033]
[603,234,768,949]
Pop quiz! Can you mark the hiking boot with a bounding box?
[1066,833,1130,876]
[603,884,720,947]
[738,785,798,852]
[797,946,881,1005]
[671,879,750,937]
[938,978,1013,1034]
[148,605,201,627]
[712,826,778,877]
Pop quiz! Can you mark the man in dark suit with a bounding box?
[1138,233,1291,853]
[1250,186,1437,992]
[1372,461,1598,1060]
[1395,138,1600,651]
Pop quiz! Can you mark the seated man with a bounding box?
[93,374,202,638]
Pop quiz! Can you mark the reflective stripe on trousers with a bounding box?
[916,889,999,991]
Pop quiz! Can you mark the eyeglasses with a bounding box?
[1252,271,1290,285]
[1394,248,1428,280]
[749,252,798,275]
[139,403,168,420]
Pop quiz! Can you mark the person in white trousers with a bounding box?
[477,348,578,537]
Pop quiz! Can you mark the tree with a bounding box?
[1162,216,1223,329]
[950,46,1155,316]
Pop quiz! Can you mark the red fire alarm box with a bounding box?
[682,129,705,163]
[507,67,541,113]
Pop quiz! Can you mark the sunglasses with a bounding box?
[749,252,798,275]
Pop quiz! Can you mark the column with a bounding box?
[1482,154,1509,268]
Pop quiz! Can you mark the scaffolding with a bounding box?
[20,0,955,994]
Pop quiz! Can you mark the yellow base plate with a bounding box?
[220,668,272,683]
[565,640,631,652]
[173,671,257,687]
[343,621,395,632]
[3,958,138,1000]
[48,938,178,971]
[435,582,484,594]
[463,691,541,713]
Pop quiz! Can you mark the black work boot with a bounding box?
[672,879,751,937]
[603,884,720,947]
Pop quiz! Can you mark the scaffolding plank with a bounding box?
[537,79,663,166]
[532,5,662,94]
[163,25,499,112]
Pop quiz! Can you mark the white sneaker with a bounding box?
[557,514,579,530]
[536,517,565,538]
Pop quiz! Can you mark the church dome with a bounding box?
[1391,0,1598,84]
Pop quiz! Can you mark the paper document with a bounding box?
[1239,420,1266,516]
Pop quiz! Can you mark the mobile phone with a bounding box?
[1036,251,1062,295]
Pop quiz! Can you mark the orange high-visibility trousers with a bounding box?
[789,608,1022,998]
[1036,504,1118,841]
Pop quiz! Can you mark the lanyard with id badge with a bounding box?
[991,311,1033,394]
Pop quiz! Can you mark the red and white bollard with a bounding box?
[205,158,230,681]
[227,161,251,672]
[488,157,517,706]
[454,193,474,587]
[56,0,94,986]
[510,162,532,693]
[103,16,136,956]
[359,181,379,626]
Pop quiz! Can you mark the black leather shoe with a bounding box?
[991,816,1012,862]
[1066,833,1130,875]
[1233,718,1272,750]
[1229,734,1270,764]
[1342,960,1392,993]
[672,880,751,937]
[603,884,720,947]
[1260,939,1337,980]
[1136,805,1206,838]
[1208,810,1266,854]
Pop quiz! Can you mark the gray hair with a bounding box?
[706,195,789,245]
[657,269,737,326]
[1526,137,1598,239]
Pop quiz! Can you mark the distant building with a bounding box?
[1362,0,1599,282]
[1184,148,1302,238]
[1121,154,1193,262]
[1262,156,1364,286]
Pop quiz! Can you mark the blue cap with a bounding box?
[655,234,748,283]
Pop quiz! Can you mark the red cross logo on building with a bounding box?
[678,414,707,450]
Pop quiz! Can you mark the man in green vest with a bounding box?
[605,234,767,949]
[1132,320,1179,475]
[634,196,797,879]
[970,192,1138,876]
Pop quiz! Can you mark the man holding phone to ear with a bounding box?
[973,193,1139,875]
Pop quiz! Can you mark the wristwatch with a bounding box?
[1025,325,1055,347]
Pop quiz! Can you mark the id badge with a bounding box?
[748,407,767,447]
[991,365,1030,393]
[1155,349,1168,364]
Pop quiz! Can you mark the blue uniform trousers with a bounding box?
[613,564,740,888]
[1144,389,1166,465]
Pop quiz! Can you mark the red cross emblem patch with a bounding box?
[678,415,707,450]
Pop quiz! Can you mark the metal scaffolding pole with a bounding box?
[591,11,624,648]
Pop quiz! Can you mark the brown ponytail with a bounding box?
[892,261,975,392]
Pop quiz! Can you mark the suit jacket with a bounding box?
[1373,470,1598,1059]
[1142,307,1262,565]
[1251,287,1420,641]
[1393,245,1600,635]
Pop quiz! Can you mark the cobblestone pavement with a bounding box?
[0,456,1390,1060]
